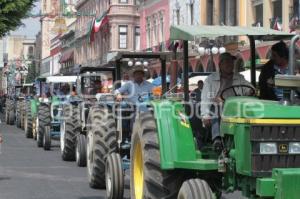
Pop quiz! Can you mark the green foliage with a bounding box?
[25,55,36,83]
[0,0,36,37]
[26,62,36,83]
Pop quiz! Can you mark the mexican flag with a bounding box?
[90,8,110,43]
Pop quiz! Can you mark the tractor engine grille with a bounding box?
[250,125,300,177]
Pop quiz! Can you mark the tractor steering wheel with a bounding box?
[220,85,255,101]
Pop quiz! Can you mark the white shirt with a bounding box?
[115,80,154,104]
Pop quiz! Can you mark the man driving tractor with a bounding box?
[115,66,154,103]
[201,52,254,152]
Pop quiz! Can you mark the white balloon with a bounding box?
[128,61,134,67]
[211,47,219,55]
[198,47,205,55]
[219,47,226,54]
[143,61,149,67]
[135,61,142,66]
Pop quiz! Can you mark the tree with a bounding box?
[25,55,37,83]
[0,0,36,37]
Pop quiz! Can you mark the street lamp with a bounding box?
[127,60,149,67]
[197,39,226,72]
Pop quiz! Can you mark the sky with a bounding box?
[10,2,41,38]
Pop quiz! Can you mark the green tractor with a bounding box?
[130,25,300,199]
[16,83,34,129]
[5,85,18,125]
[24,77,46,139]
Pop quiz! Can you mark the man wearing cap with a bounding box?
[115,66,154,104]
[201,52,253,152]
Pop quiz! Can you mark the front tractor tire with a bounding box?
[177,179,214,199]
[130,112,184,199]
[43,126,51,151]
[37,104,51,147]
[87,106,117,189]
[61,105,80,161]
[105,152,124,199]
[76,134,87,167]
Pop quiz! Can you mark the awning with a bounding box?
[59,51,74,63]
[170,25,294,41]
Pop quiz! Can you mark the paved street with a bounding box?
[0,115,244,199]
[0,116,107,199]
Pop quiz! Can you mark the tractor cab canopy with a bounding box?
[77,67,117,96]
[46,76,77,97]
[113,52,172,93]
[170,25,294,101]
[46,76,77,83]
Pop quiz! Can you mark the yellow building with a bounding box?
[200,0,297,31]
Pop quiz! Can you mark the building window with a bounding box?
[189,1,194,25]
[255,4,263,26]
[134,26,140,51]
[119,0,128,3]
[153,16,158,44]
[159,12,164,42]
[273,0,282,19]
[174,1,181,25]
[207,0,213,25]
[219,0,237,25]
[146,18,151,48]
[119,25,128,49]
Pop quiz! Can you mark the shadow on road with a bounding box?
[0,176,11,181]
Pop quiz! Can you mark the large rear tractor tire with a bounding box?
[5,100,10,124]
[130,111,184,199]
[177,179,214,199]
[20,101,26,130]
[61,105,80,161]
[37,104,51,147]
[76,134,87,167]
[105,152,124,199]
[87,106,117,189]
[25,102,33,138]
[16,101,21,128]
[8,109,15,125]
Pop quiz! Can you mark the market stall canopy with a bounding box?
[170,25,294,41]
[46,76,77,83]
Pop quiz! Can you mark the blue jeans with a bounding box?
[211,118,220,140]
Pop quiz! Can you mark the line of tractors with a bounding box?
[3,26,300,199]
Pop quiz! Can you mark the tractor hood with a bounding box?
[222,97,300,119]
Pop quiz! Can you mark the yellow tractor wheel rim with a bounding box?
[133,140,143,199]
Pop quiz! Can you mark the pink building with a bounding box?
[139,0,170,51]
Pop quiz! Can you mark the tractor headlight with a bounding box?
[260,143,277,154]
[289,142,300,154]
